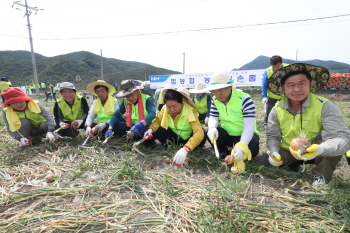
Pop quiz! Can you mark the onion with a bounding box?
[290,137,311,154]
[165,158,171,163]
[45,174,54,183]
[91,128,97,135]
[72,121,79,128]
[225,155,234,164]
[231,166,239,174]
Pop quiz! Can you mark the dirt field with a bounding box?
[0,92,349,232]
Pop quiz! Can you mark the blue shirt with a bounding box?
[261,64,286,98]
[191,93,212,117]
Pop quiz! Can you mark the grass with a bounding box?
[0,92,349,232]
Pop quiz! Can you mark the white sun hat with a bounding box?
[189,82,210,94]
[204,72,235,91]
[58,82,76,95]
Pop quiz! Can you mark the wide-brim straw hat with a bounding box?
[189,82,210,94]
[161,87,197,109]
[86,80,116,96]
[58,82,76,95]
[2,87,33,108]
[268,63,329,96]
[204,72,235,91]
[116,80,144,97]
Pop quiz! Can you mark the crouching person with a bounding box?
[256,63,350,187]
[205,72,260,172]
[143,88,205,166]
[85,80,119,137]
[53,82,89,137]
[2,87,56,147]
[105,80,156,141]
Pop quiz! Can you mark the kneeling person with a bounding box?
[2,87,56,147]
[206,72,260,172]
[53,82,89,137]
[85,80,119,137]
[189,82,212,124]
[144,88,205,166]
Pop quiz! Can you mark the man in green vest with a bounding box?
[206,72,260,173]
[105,80,156,141]
[40,82,45,94]
[262,56,289,125]
[190,82,212,125]
[49,83,56,101]
[85,80,119,137]
[25,85,30,95]
[257,63,350,187]
[53,82,90,137]
[0,77,12,104]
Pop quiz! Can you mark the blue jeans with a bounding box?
[112,119,149,139]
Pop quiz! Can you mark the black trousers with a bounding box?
[153,126,206,150]
[264,97,279,125]
[198,113,206,121]
[208,127,260,159]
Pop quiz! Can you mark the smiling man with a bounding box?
[257,63,350,187]
[53,82,89,137]
[206,72,260,173]
[84,80,118,137]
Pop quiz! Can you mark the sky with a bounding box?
[0,0,350,74]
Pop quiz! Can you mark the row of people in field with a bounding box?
[2,63,350,187]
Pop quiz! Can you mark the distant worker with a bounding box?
[189,83,212,125]
[85,80,119,137]
[41,82,46,94]
[49,83,56,101]
[115,82,118,91]
[25,85,29,95]
[262,55,289,125]
[0,77,12,104]
[2,87,56,147]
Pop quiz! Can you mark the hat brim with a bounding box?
[204,83,235,91]
[2,95,33,108]
[58,88,77,95]
[161,88,197,110]
[86,81,116,96]
[268,63,330,96]
[115,86,143,97]
[189,89,211,94]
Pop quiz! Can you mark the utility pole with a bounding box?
[13,0,43,95]
[101,49,104,80]
[144,66,146,81]
[183,52,185,74]
[296,49,298,62]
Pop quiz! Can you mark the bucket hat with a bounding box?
[116,80,143,97]
[268,63,329,96]
[161,87,197,109]
[189,82,210,94]
[58,82,76,95]
[86,80,116,96]
[204,72,235,91]
[2,87,33,108]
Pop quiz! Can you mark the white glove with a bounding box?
[20,137,31,146]
[72,120,84,129]
[231,147,243,162]
[269,152,282,167]
[207,127,219,143]
[95,123,107,131]
[86,126,92,138]
[262,97,268,105]
[144,128,153,139]
[173,148,188,166]
[204,117,209,125]
[59,122,70,129]
[46,132,56,142]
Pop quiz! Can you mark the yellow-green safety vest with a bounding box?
[57,95,83,122]
[0,81,11,93]
[167,103,195,140]
[4,105,45,128]
[276,93,328,150]
[97,97,117,123]
[214,90,260,137]
[41,83,45,88]
[124,92,150,124]
[267,63,289,100]
[194,94,208,114]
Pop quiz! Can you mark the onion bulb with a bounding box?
[290,137,311,154]
[225,155,234,164]
[91,128,97,135]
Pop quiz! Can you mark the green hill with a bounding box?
[0,50,181,89]
[233,55,350,73]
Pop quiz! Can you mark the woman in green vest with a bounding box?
[53,82,90,137]
[0,77,12,103]
[206,72,260,173]
[85,80,119,137]
[189,82,212,125]
[143,88,205,166]
[106,80,156,141]
[257,63,350,187]
[2,87,56,148]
